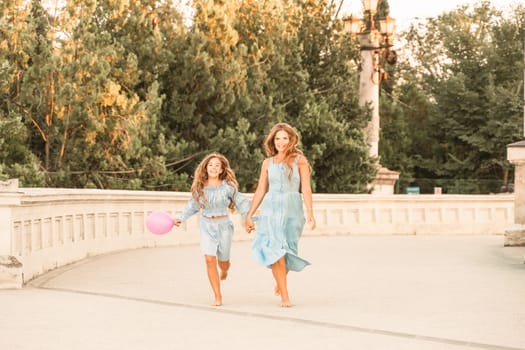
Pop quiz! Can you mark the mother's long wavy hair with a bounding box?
[264,123,303,178]
[191,153,238,209]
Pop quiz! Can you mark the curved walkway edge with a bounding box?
[1,235,525,350]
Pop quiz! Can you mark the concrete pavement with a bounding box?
[1,235,525,350]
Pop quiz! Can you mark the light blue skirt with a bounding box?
[251,191,310,272]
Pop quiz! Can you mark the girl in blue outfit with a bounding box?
[173,153,250,306]
[245,123,316,307]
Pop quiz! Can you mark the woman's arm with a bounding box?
[245,158,270,233]
[298,156,316,230]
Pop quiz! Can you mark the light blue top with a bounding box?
[177,180,251,221]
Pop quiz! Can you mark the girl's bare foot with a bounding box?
[274,285,280,296]
[220,269,228,281]
[211,298,222,306]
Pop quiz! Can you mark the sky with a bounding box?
[342,0,521,30]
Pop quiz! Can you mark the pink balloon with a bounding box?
[146,211,174,235]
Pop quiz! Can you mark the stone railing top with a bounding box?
[14,188,190,204]
[0,178,19,190]
[507,140,525,163]
[1,188,512,204]
[508,140,525,148]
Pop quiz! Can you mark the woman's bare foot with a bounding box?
[219,269,228,281]
[211,298,222,306]
[280,300,292,307]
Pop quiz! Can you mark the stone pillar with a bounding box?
[505,141,525,246]
[370,166,400,195]
[0,179,23,288]
[358,31,381,159]
[358,33,400,194]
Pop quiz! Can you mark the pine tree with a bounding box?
[34,0,169,189]
[0,0,45,185]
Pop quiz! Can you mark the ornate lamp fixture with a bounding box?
[343,0,397,82]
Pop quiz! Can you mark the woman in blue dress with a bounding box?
[174,153,250,307]
[245,123,316,307]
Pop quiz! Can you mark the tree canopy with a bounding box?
[379,0,524,193]
[0,0,523,194]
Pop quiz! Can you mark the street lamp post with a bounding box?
[343,0,400,194]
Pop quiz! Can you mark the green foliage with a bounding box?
[384,1,525,193]
[0,114,45,185]
[160,0,372,192]
[4,0,522,195]
[3,0,523,195]
[378,91,413,191]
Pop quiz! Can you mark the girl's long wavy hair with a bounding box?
[191,153,239,209]
[264,123,303,178]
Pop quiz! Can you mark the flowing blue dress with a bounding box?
[252,156,310,272]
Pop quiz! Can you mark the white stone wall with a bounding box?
[0,188,514,287]
[310,194,513,236]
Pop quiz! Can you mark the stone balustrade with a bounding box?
[0,187,513,288]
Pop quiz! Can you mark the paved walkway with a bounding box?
[1,235,524,350]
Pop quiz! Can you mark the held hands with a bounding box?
[245,217,255,234]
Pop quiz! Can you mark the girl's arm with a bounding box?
[232,190,251,220]
[245,158,270,232]
[298,156,316,230]
[174,195,199,226]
